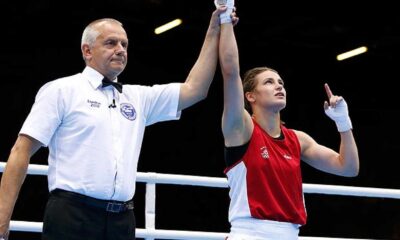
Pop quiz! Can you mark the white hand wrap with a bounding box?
[214,0,234,24]
[324,99,353,132]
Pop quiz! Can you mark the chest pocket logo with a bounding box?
[120,103,136,121]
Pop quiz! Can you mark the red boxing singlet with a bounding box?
[225,121,307,225]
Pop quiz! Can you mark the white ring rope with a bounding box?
[7,221,368,240]
[1,162,399,240]
[1,163,399,199]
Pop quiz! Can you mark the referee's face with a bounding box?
[87,21,129,80]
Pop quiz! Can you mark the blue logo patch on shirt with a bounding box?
[120,103,136,121]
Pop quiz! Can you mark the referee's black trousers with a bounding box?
[42,190,136,240]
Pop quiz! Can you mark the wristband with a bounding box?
[214,0,234,24]
[324,99,353,132]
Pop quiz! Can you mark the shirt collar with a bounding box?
[82,66,119,91]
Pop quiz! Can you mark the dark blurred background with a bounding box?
[1,0,400,239]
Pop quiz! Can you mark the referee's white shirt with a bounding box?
[20,67,181,201]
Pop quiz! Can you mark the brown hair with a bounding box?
[243,67,278,113]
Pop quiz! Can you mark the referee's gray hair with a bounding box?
[81,18,123,48]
